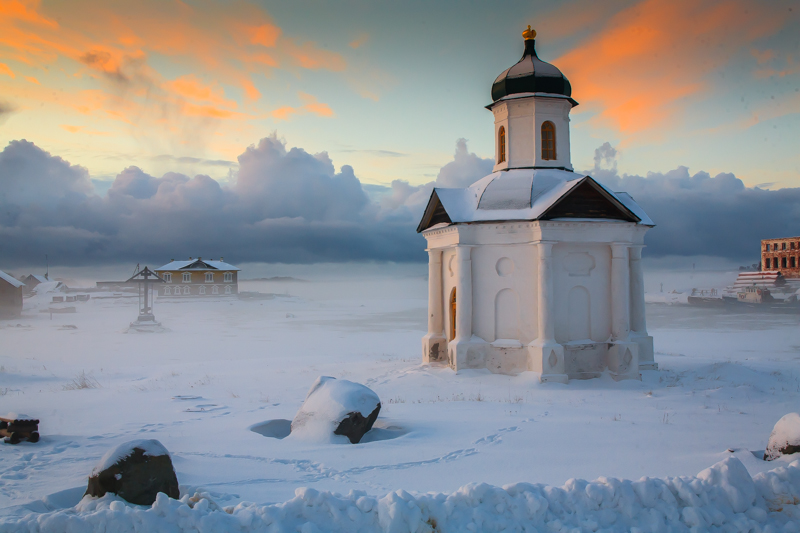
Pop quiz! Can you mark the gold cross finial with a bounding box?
[522,25,536,40]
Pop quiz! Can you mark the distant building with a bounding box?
[154,258,240,297]
[0,270,24,318]
[762,237,800,278]
[21,274,48,292]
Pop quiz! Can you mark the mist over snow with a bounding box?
[1,136,798,268]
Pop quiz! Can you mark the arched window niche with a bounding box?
[541,121,556,161]
[497,126,506,163]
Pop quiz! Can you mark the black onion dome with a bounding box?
[491,31,572,102]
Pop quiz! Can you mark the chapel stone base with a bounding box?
[632,335,657,370]
[607,341,640,381]
[527,341,569,384]
[422,334,447,364]
[564,343,607,380]
[448,336,488,372]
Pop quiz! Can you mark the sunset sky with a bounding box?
[3,0,798,188]
[1,0,799,269]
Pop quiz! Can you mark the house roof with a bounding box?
[0,270,25,288]
[417,168,654,233]
[154,259,240,272]
[25,274,48,283]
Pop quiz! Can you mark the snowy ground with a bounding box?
[2,269,800,529]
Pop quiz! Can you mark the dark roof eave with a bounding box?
[486,92,578,110]
[416,189,442,233]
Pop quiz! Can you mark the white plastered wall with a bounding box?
[422,220,651,380]
[491,96,573,172]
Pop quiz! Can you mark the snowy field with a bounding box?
[2,268,800,531]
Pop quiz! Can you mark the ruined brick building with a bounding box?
[763,237,800,278]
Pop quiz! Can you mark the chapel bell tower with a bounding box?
[489,26,577,173]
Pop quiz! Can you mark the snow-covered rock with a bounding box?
[85,439,179,505]
[765,412,800,461]
[290,376,381,444]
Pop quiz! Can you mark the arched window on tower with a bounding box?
[541,121,556,160]
[498,126,506,163]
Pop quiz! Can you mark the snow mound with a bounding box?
[92,439,171,475]
[765,413,800,461]
[31,281,65,294]
[4,457,800,532]
[290,376,380,444]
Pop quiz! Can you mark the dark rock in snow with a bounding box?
[291,376,381,444]
[85,439,179,505]
[335,404,381,444]
[765,413,800,461]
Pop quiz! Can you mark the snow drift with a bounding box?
[4,457,800,532]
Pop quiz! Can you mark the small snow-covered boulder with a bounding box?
[765,413,800,461]
[291,376,380,444]
[85,439,179,505]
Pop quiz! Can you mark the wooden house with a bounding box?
[21,274,48,293]
[154,258,240,297]
[0,270,24,318]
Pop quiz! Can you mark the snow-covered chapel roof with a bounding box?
[416,168,654,233]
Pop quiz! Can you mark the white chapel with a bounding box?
[417,26,656,382]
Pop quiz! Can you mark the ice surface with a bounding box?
[2,270,800,528]
[290,376,380,444]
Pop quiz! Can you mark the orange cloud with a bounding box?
[349,33,369,49]
[0,0,355,122]
[247,52,278,68]
[0,0,58,28]
[164,75,237,108]
[0,62,14,78]
[78,48,147,84]
[271,106,297,121]
[753,54,799,79]
[247,23,281,47]
[60,124,110,135]
[556,0,789,136]
[182,103,242,119]
[240,77,261,101]
[285,40,346,71]
[751,48,776,64]
[272,93,335,121]
[24,75,39,84]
